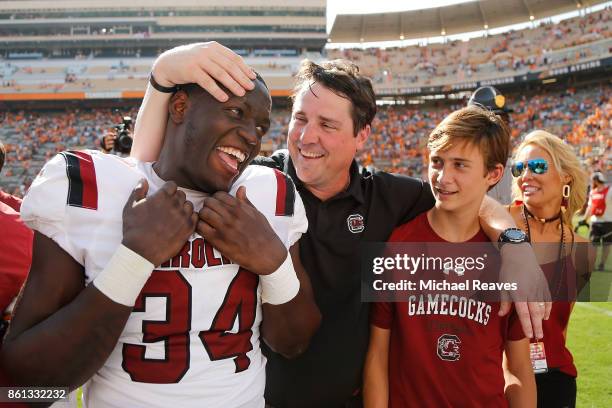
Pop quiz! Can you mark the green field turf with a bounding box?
[570,218,611,407]
[569,303,612,407]
[587,272,612,301]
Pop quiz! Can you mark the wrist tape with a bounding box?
[93,244,154,307]
[260,252,300,305]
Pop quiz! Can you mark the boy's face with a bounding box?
[428,140,503,213]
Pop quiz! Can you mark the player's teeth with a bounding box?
[217,147,246,163]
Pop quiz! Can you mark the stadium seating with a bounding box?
[0,107,138,195]
[1,83,610,196]
[1,7,610,196]
[360,83,611,175]
[0,55,313,95]
[327,8,611,92]
[0,9,609,96]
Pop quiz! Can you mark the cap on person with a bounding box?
[468,86,513,115]
[592,172,607,183]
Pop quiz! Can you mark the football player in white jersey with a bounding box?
[1,76,321,408]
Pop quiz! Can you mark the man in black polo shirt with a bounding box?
[252,60,435,407]
[130,42,551,408]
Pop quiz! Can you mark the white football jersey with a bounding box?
[21,150,308,408]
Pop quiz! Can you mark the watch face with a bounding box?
[506,229,525,241]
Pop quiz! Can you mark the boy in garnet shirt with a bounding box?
[363,106,536,407]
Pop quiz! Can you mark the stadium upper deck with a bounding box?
[0,1,610,102]
[0,0,327,53]
[329,0,610,43]
[328,7,612,96]
[1,6,609,102]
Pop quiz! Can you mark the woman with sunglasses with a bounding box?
[508,130,591,408]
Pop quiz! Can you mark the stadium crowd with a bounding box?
[328,7,611,87]
[0,107,138,196]
[360,83,612,176]
[1,82,610,197]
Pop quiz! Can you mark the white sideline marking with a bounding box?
[575,303,612,317]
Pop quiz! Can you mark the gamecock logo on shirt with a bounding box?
[437,334,461,361]
[347,214,365,233]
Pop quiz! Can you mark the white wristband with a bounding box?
[93,244,154,307]
[260,252,300,305]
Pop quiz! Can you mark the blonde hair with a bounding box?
[512,130,588,223]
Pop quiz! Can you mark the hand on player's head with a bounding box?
[152,42,257,102]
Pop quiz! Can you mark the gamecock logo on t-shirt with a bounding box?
[437,334,461,361]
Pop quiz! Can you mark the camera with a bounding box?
[113,116,133,154]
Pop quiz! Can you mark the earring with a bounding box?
[561,184,571,212]
[563,184,571,198]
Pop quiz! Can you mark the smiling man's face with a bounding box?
[287,81,367,197]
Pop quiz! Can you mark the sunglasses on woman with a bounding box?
[510,158,548,177]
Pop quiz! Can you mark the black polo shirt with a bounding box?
[254,150,435,408]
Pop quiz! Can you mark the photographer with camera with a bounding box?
[100,116,133,155]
